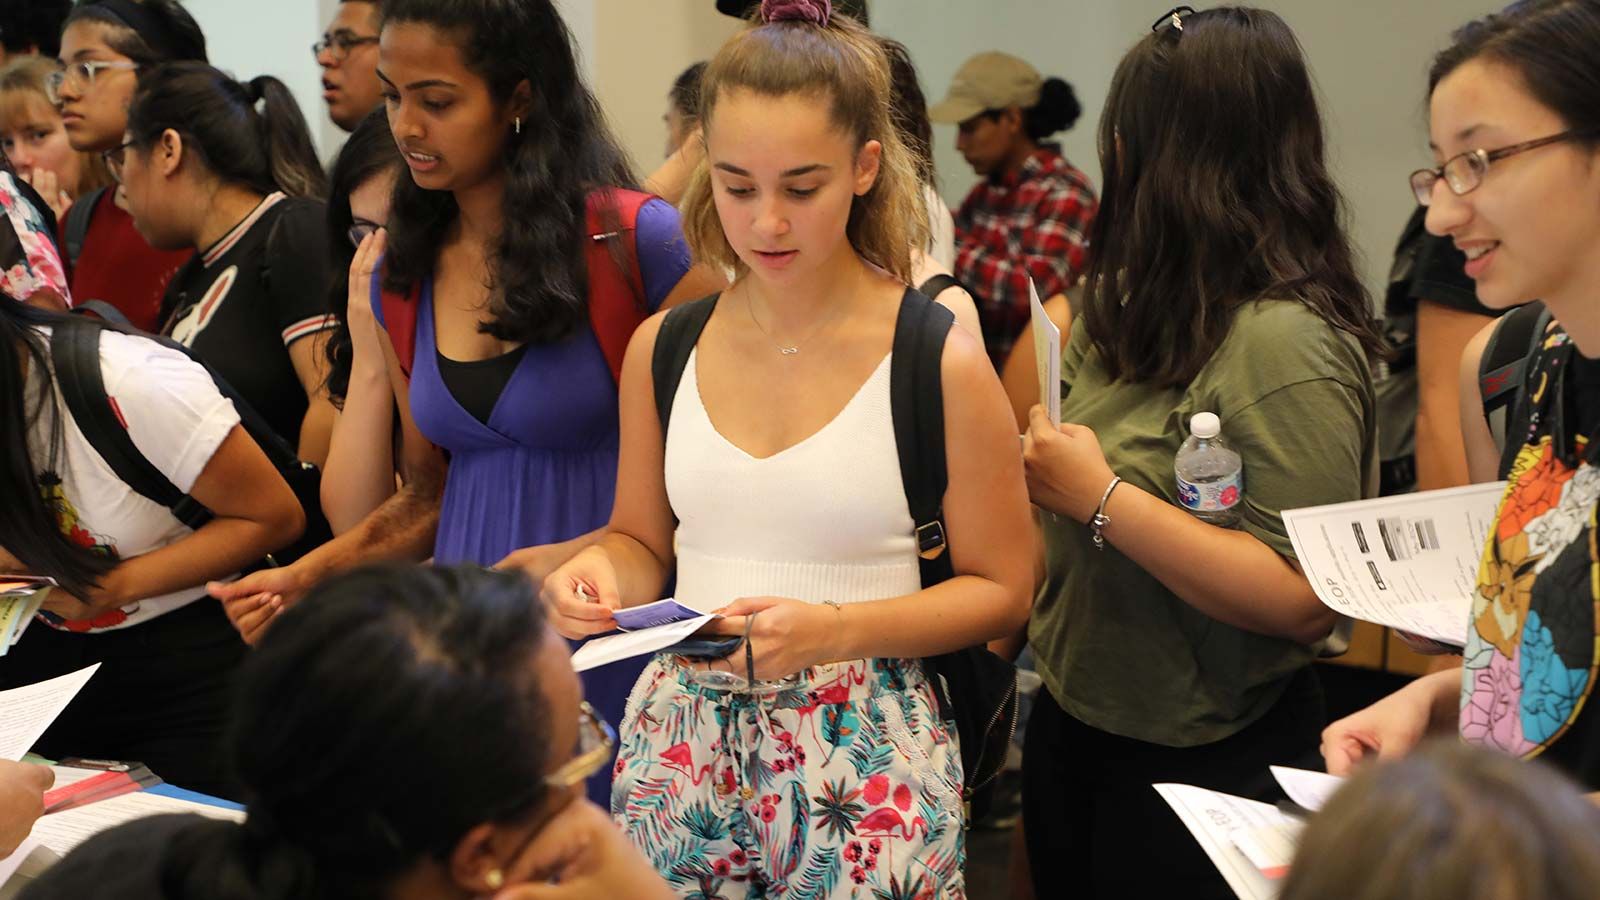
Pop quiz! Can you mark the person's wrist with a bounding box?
[1081,467,1119,525]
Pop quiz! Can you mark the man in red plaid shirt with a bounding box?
[931,51,1097,366]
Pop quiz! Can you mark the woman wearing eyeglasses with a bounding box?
[17,565,676,900]
[51,0,206,332]
[0,56,113,222]
[1018,7,1381,898]
[114,62,335,464]
[1323,0,1600,794]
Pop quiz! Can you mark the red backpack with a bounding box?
[379,188,656,384]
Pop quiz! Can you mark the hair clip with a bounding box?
[761,0,832,26]
[1151,5,1195,34]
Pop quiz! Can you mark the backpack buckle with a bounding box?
[915,520,947,560]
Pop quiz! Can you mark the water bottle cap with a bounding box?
[1190,412,1221,439]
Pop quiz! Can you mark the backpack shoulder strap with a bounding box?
[1480,302,1545,413]
[651,294,719,438]
[916,273,962,301]
[375,261,420,380]
[48,317,210,529]
[1495,305,1554,479]
[587,188,656,384]
[889,289,956,588]
[72,300,131,329]
[62,187,105,270]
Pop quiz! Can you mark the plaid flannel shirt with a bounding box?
[953,148,1096,366]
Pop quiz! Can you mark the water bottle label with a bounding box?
[1177,472,1243,512]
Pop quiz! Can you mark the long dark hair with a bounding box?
[1082,6,1381,387]
[0,301,116,598]
[882,38,934,188]
[155,566,557,899]
[324,108,403,406]
[126,63,327,200]
[1428,0,1600,144]
[380,0,639,345]
[61,0,207,64]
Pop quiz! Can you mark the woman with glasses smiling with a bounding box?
[1324,0,1600,796]
[49,0,205,333]
[18,565,675,900]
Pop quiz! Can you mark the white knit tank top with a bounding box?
[664,348,921,611]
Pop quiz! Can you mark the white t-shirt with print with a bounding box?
[28,326,240,632]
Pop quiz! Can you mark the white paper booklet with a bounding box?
[568,599,719,673]
[1268,766,1344,814]
[0,665,99,761]
[1281,482,1505,646]
[1155,783,1302,899]
[29,790,244,857]
[1029,279,1061,426]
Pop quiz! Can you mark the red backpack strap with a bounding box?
[374,261,420,380]
[585,188,655,384]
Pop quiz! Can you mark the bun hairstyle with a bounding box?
[1027,77,1082,140]
[681,0,930,282]
[155,566,559,900]
[1428,0,1600,147]
[62,0,208,64]
[126,63,328,199]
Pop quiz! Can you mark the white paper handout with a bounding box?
[1030,279,1061,426]
[1281,482,1504,646]
[1268,766,1344,814]
[28,790,244,857]
[0,665,99,761]
[1155,783,1299,900]
[569,611,718,672]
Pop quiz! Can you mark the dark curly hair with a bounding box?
[379,0,640,346]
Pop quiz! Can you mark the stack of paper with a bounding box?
[569,599,718,672]
[0,578,53,656]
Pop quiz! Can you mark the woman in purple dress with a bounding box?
[213,0,719,807]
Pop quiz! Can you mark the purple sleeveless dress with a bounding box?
[375,199,692,804]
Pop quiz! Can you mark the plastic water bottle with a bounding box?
[1175,412,1243,527]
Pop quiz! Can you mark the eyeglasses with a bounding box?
[101,138,136,183]
[347,219,381,249]
[44,60,140,105]
[1409,129,1598,206]
[313,33,380,61]
[1152,5,1195,34]
[543,702,616,790]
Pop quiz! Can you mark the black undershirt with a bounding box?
[436,345,528,425]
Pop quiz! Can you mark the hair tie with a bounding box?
[760,0,831,26]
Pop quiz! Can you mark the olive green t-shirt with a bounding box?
[1029,299,1377,747]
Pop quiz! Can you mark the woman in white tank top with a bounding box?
[542,5,1033,898]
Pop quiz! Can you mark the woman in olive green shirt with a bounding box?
[1017,8,1382,899]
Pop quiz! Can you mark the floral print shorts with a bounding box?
[612,656,967,899]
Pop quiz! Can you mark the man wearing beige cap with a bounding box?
[930,51,1096,367]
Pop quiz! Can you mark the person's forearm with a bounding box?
[1096,483,1335,643]
[86,515,298,614]
[297,397,336,469]
[832,576,1028,662]
[641,133,704,205]
[293,482,440,582]
[594,531,671,608]
[321,368,398,535]
[1409,666,1464,733]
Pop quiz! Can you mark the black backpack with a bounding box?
[48,312,330,569]
[1478,301,1551,478]
[651,290,1020,800]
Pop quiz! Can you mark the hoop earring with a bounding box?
[514,117,522,135]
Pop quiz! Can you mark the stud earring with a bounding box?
[485,869,505,890]
[514,117,521,135]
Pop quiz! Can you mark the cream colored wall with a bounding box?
[592,1,740,177]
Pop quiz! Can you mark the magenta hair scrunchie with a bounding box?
[760,0,832,26]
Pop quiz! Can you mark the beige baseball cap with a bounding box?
[928,52,1043,124]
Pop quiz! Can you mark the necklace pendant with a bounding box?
[780,346,800,356]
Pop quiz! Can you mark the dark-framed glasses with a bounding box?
[544,702,616,790]
[347,219,381,250]
[101,139,136,183]
[1152,5,1195,34]
[312,32,379,61]
[1410,129,1598,206]
[44,60,139,105]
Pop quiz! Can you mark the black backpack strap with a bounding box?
[49,317,212,529]
[72,300,132,328]
[1480,302,1546,415]
[1495,305,1554,479]
[916,273,962,302]
[889,289,956,587]
[62,187,105,269]
[651,294,720,437]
